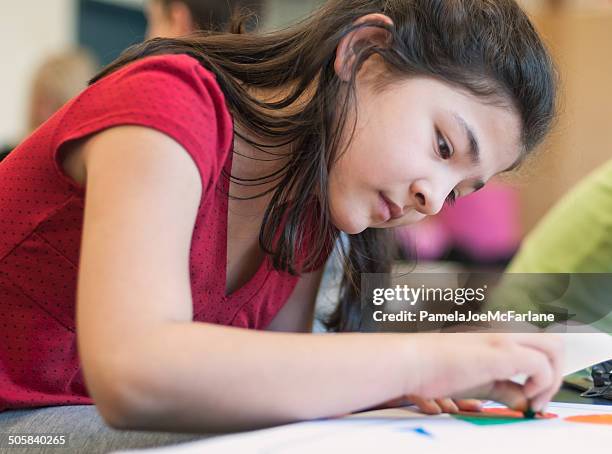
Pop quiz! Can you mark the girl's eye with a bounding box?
[445,189,458,206]
[437,132,453,160]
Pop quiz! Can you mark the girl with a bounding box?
[0,0,562,437]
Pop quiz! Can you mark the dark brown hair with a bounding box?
[92,0,558,332]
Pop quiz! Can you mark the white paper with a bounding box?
[559,331,612,374]
[111,402,612,454]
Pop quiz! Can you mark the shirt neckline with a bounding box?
[217,132,272,302]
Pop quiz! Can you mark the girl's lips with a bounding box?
[377,192,404,223]
[380,192,404,219]
[377,192,391,222]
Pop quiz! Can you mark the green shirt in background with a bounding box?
[497,160,612,333]
[509,159,612,274]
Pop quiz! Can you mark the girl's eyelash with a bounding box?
[437,131,453,160]
[446,190,457,206]
[438,130,457,206]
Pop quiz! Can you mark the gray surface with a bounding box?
[1,389,608,454]
[0,405,212,454]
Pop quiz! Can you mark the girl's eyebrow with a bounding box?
[452,112,481,165]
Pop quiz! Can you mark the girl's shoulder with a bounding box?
[93,53,220,96]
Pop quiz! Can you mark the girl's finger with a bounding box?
[410,396,443,414]
[454,380,528,411]
[435,398,459,413]
[485,340,555,406]
[518,347,554,403]
[454,399,482,412]
[488,381,529,412]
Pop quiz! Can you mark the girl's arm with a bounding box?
[75,126,563,433]
[74,125,414,431]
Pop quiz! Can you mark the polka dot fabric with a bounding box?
[0,54,329,412]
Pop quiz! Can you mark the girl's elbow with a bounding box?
[92,375,139,430]
[83,355,156,430]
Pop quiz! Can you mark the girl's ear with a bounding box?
[334,13,394,82]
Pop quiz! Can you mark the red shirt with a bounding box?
[0,54,328,412]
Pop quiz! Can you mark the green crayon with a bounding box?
[523,407,536,419]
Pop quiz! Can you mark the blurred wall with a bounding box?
[518,9,612,235]
[263,0,324,30]
[5,0,609,240]
[0,0,76,145]
[0,0,327,145]
[78,0,146,66]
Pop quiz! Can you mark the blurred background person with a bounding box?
[145,0,264,38]
[0,47,98,162]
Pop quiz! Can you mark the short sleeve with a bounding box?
[51,53,234,195]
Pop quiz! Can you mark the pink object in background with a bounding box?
[396,183,522,262]
[396,216,452,259]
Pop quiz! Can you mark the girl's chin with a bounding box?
[331,210,426,233]
[330,213,369,235]
[336,222,367,235]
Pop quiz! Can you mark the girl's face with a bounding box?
[328,66,523,235]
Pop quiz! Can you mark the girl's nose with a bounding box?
[410,180,447,216]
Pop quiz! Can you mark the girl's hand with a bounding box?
[408,333,564,413]
[373,395,482,414]
[406,396,482,414]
